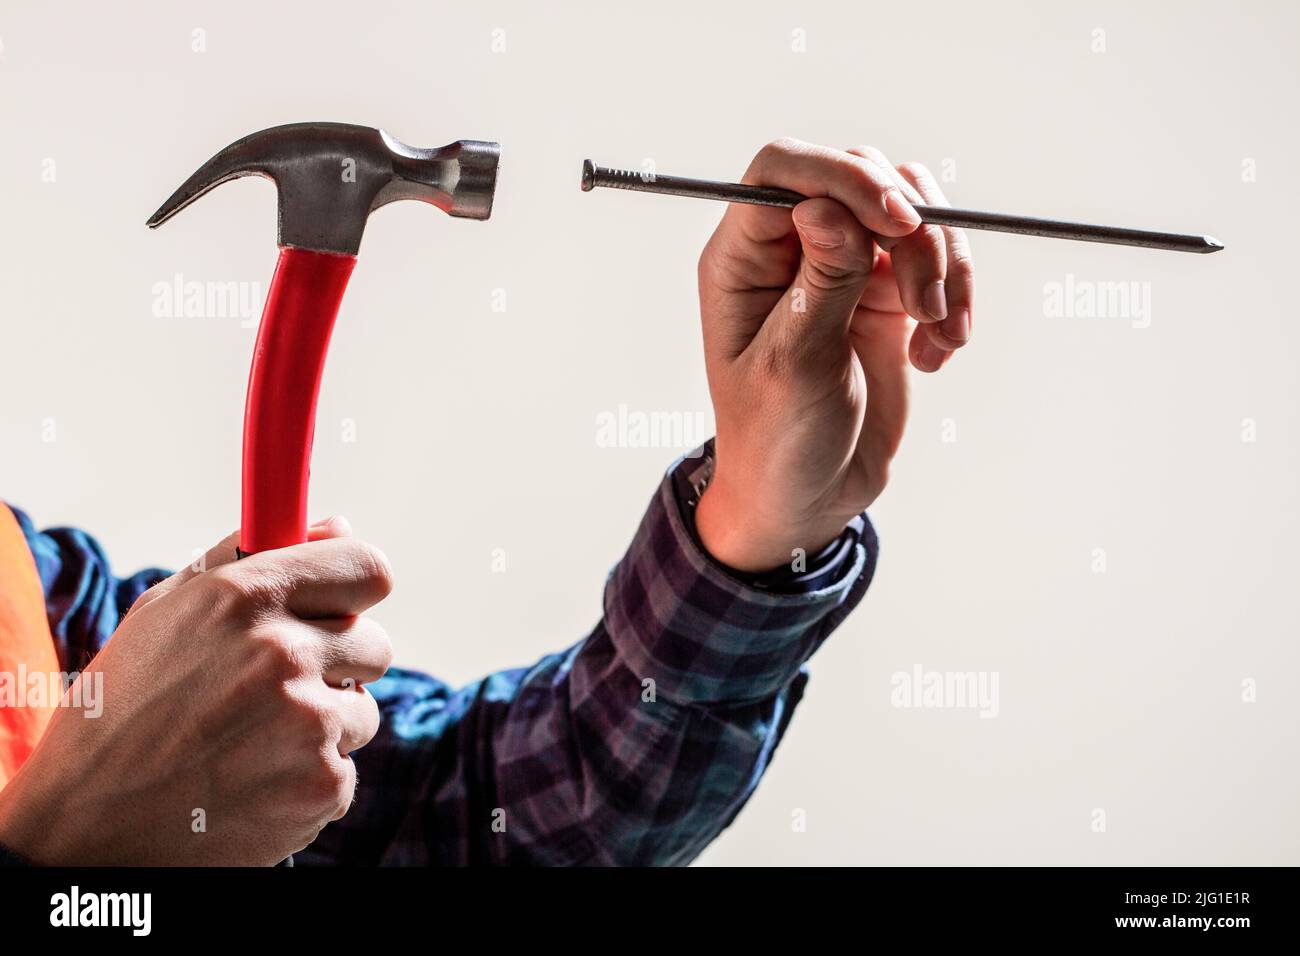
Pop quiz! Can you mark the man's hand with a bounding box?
[0,517,393,865]
[695,138,975,571]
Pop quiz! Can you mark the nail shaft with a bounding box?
[581,160,1222,254]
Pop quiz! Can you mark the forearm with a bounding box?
[301,443,877,866]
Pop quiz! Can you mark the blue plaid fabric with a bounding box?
[7,446,877,865]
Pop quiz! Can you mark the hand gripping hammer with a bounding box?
[148,123,500,555]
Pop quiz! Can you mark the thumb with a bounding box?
[778,198,875,352]
[124,515,353,619]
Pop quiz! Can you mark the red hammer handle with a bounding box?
[240,247,356,555]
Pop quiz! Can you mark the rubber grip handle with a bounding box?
[240,247,356,555]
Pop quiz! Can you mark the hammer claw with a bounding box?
[147,122,500,555]
[145,151,269,229]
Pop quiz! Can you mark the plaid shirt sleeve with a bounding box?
[7,506,167,672]
[301,445,878,865]
[7,446,878,866]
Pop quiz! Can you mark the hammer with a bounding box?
[148,123,500,555]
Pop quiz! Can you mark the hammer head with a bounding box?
[147,122,500,255]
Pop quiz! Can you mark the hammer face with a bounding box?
[378,133,500,222]
[148,122,501,255]
[445,140,500,221]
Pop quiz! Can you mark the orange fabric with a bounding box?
[0,506,59,788]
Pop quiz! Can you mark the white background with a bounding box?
[1,0,1296,864]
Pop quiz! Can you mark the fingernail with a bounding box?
[797,221,845,248]
[916,342,945,372]
[947,307,971,343]
[883,189,921,227]
[924,281,947,321]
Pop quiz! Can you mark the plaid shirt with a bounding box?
[8,446,876,865]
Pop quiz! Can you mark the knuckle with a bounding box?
[862,434,899,486]
[338,620,394,684]
[305,752,352,818]
[697,241,717,280]
[351,543,394,598]
[370,625,395,675]
[896,228,946,274]
[203,567,265,617]
[853,144,890,167]
[802,256,867,291]
[357,692,382,747]
[845,155,890,195]
[873,461,892,494]
[916,224,948,261]
[762,136,803,158]
[293,695,340,747]
[699,232,749,289]
[874,234,903,254]
[321,754,349,795]
[252,627,305,682]
[897,160,933,183]
[333,790,354,822]
[125,583,163,617]
[947,247,975,284]
[329,760,356,820]
[698,237,734,292]
[934,329,965,351]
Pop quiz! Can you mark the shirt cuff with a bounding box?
[603,440,878,706]
[668,443,864,593]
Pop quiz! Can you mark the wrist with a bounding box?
[695,471,847,574]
